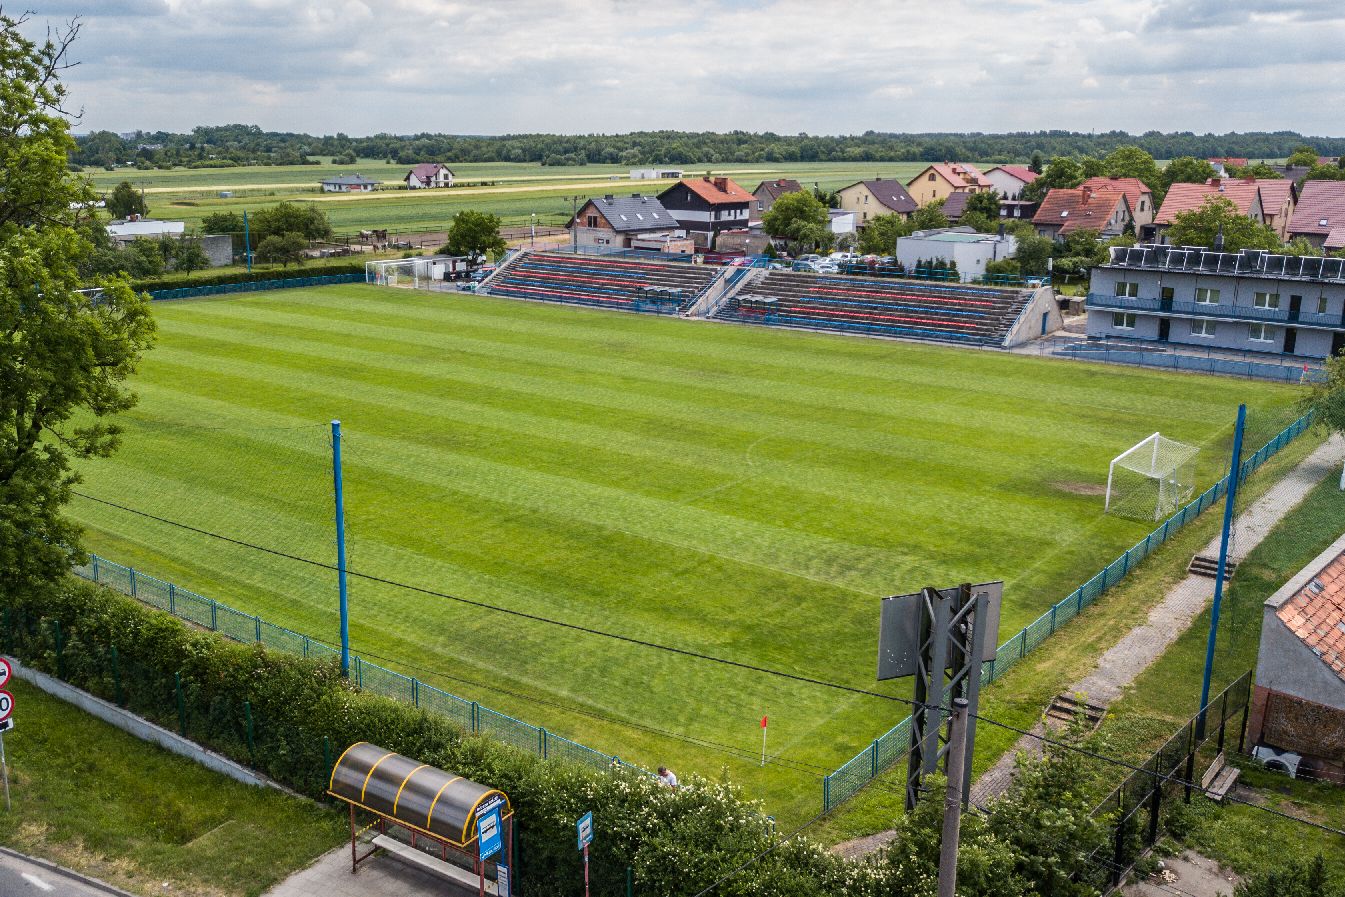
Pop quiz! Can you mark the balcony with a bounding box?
[1087,293,1343,328]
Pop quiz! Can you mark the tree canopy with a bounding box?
[1300,354,1345,488]
[1161,156,1219,189]
[1165,196,1282,252]
[761,190,832,252]
[248,202,332,246]
[106,180,147,219]
[857,213,915,255]
[440,209,507,258]
[0,13,155,603]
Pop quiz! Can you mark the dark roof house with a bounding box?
[751,179,803,220]
[570,194,680,233]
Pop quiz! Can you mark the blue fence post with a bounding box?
[1019,629,1028,659]
[255,615,262,643]
[471,702,479,733]
[870,740,879,776]
[823,776,831,813]
[412,678,420,707]
[168,582,176,615]
[129,567,137,598]
[332,419,351,678]
[92,555,99,583]
[302,635,310,658]
[1050,603,1058,633]
[210,599,217,630]
[355,656,363,688]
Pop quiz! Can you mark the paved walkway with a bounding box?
[263,845,466,897]
[0,847,134,897]
[834,434,1342,858]
[1123,850,1241,897]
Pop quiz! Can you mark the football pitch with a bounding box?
[66,284,1301,824]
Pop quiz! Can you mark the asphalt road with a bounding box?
[0,850,126,897]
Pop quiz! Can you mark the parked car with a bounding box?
[829,251,859,263]
[813,261,840,274]
[456,281,478,292]
[798,254,822,264]
[470,267,494,282]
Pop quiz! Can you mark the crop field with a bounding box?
[65,284,1300,825]
[86,160,940,233]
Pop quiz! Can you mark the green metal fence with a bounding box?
[71,556,645,778]
[821,412,1314,814]
[148,273,363,301]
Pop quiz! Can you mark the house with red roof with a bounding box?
[1080,177,1156,231]
[404,163,455,189]
[1031,186,1132,240]
[657,177,754,248]
[1249,532,1345,784]
[905,162,993,206]
[1245,178,1298,241]
[1288,180,1345,250]
[983,165,1039,201]
[1153,180,1265,238]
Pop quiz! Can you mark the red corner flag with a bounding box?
[761,715,768,728]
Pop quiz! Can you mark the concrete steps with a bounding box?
[1188,555,1237,581]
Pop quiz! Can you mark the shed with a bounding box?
[329,742,515,894]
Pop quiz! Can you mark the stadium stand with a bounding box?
[715,270,1042,347]
[484,250,721,314]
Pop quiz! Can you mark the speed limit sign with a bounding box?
[0,691,12,723]
[0,658,10,689]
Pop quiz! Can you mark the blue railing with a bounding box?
[149,273,364,301]
[71,556,649,778]
[1087,293,1343,328]
[821,412,1314,813]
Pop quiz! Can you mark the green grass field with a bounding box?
[64,284,1304,826]
[87,160,939,232]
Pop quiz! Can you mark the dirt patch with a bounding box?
[1053,480,1107,496]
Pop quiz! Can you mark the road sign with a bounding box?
[496,863,510,897]
[0,719,11,733]
[576,811,593,850]
[0,658,10,689]
[0,691,12,723]
[477,805,503,861]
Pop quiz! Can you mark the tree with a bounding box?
[1162,156,1218,189]
[1235,854,1342,897]
[171,238,211,275]
[857,213,914,255]
[1301,354,1345,489]
[910,199,949,231]
[1102,145,1165,202]
[1012,233,1055,276]
[761,190,831,253]
[1166,196,1282,252]
[964,189,1002,220]
[1022,157,1084,203]
[106,180,147,219]
[440,210,507,258]
[0,13,155,606]
[255,232,308,267]
[1229,163,1281,180]
[249,202,332,245]
[1286,145,1319,168]
[122,238,165,278]
[1029,152,1044,174]
[1303,164,1345,182]
[201,210,246,252]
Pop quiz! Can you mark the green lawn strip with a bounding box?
[809,430,1325,844]
[0,680,344,897]
[64,285,1304,828]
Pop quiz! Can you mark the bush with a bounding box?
[128,261,365,293]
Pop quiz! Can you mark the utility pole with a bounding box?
[937,698,970,897]
[331,419,351,678]
[565,196,583,253]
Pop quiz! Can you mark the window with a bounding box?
[1161,287,1174,301]
[1253,291,1280,309]
[1139,199,1147,211]
[864,195,869,204]
[1114,281,1139,297]
[1191,319,1217,337]
[756,201,763,211]
[585,215,598,228]
[1112,312,1136,329]
[1318,296,1330,314]
[1249,323,1274,342]
[1195,287,1220,305]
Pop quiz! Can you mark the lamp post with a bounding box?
[531,213,536,248]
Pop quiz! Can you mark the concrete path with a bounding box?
[1123,850,1241,897]
[0,847,135,897]
[262,846,462,897]
[834,434,1341,858]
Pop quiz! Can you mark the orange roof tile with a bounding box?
[1031,187,1128,235]
[1276,550,1345,682]
[1288,180,1345,237]
[1154,181,1261,226]
[1080,177,1153,212]
[678,177,753,205]
[992,165,1039,185]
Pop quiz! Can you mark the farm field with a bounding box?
[65,284,1302,826]
[86,160,942,233]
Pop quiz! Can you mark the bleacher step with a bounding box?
[372,834,497,895]
[1042,693,1107,731]
[1189,555,1236,580]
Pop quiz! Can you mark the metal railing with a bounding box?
[1087,293,1343,328]
[71,556,648,778]
[821,413,1313,814]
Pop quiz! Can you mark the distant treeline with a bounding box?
[72,123,1345,169]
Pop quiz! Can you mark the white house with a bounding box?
[404,163,454,189]
[895,227,1018,282]
[320,174,381,193]
[630,168,684,180]
[983,165,1039,201]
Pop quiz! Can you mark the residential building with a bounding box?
[657,177,753,248]
[404,163,455,189]
[320,174,380,193]
[1080,177,1156,231]
[1153,180,1264,239]
[983,165,1039,200]
[1086,243,1345,359]
[1031,187,1132,240]
[566,193,684,249]
[941,192,972,223]
[751,179,803,222]
[630,168,683,180]
[1207,157,1249,177]
[904,163,993,205]
[1287,180,1345,250]
[105,217,231,267]
[835,179,918,226]
[998,200,1039,222]
[895,227,1018,283]
[1252,179,1299,241]
[1248,532,1345,785]
[828,209,857,236]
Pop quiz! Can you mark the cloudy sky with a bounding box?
[22,0,1345,137]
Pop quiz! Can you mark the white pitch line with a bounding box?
[22,872,55,891]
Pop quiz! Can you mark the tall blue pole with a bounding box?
[331,419,350,678]
[1197,403,1245,738]
[243,210,252,273]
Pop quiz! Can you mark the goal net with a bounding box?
[365,256,465,290]
[1106,433,1200,521]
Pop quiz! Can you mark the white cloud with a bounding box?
[21,0,1345,136]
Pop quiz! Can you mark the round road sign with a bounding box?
[0,690,12,723]
[0,658,9,689]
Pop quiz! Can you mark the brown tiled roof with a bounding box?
[1326,227,1345,251]
[1276,549,1345,682]
[992,165,1039,185]
[1288,180,1345,237]
[1080,177,1153,212]
[754,179,802,201]
[1031,187,1128,235]
[941,191,971,220]
[1154,181,1260,225]
[1253,179,1296,217]
[407,162,451,180]
[1207,157,1249,167]
[921,163,993,190]
[676,177,753,205]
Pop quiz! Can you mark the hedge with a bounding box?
[0,580,883,897]
[129,261,367,293]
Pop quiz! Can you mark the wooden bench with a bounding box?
[372,834,499,895]
[1201,752,1240,802]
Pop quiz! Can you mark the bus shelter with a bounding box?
[329,742,515,896]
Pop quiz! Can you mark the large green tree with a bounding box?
[910,199,950,231]
[1022,157,1085,203]
[1286,145,1319,168]
[106,179,147,219]
[1301,354,1345,489]
[761,190,831,253]
[1,13,155,603]
[248,201,332,245]
[1165,196,1282,252]
[1162,156,1218,189]
[255,232,308,267]
[1102,146,1165,203]
[857,213,915,255]
[440,209,507,258]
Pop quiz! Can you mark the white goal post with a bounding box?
[1106,433,1200,521]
